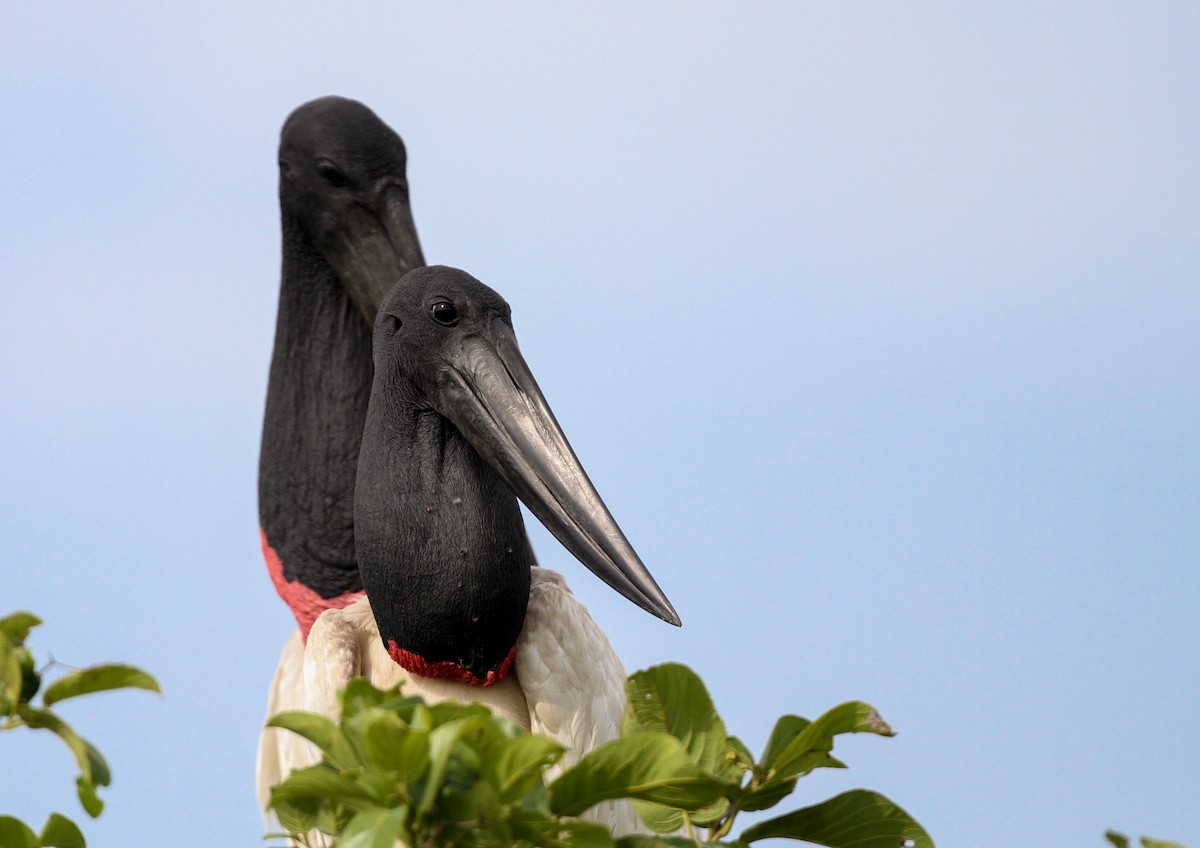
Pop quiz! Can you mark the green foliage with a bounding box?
[0,610,161,848]
[268,662,931,847]
[1106,831,1190,848]
[618,664,928,847]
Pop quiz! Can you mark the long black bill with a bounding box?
[438,317,681,626]
[326,185,426,324]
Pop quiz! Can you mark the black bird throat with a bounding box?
[356,407,533,685]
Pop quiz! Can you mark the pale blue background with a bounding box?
[2,4,1197,846]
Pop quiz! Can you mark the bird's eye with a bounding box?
[316,160,349,187]
[430,301,459,326]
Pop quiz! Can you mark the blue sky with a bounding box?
[2,4,1197,846]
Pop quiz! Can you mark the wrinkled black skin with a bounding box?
[259,96,423,600]
[356,267,533,679]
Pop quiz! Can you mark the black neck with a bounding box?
[355,398,534,680]
[258,221,371,599]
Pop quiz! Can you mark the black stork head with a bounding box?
[260,97,428,636]
[355,265,679,686]
[277,95,425,324]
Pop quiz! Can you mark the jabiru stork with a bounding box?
[256,97,512,818]
[301,265,680,835]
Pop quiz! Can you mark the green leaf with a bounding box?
[1141,840,1188,848]
[740,789,933,848]
[267,711,338,753]
[338,808,409,848]
[418,716,487,813]
[42,664,160,706]
[38,813,86,848]
[767,701,893,780]
[269,764,378,834]
[75,777,104,818]
[81,739,111,788]
[726,735,755,774]
[1105,832,1131,848]
[557,820,617,848]
[360,708,429,781]
[0,815,39,848]
[738,776,799,812]
[340,677,406,718]
[549,733,727,818]
[616,837,707,848]
[623,664,729,777]
[442,778,501,828]
[761,714,811,771]
[629,799,687,835]
[512,816,615,848]
[2,641,22,711]
[19,654,41,704]
[484,733,563,802]
[0,816,39,848]
[0,611,42,644]
[271,764,377,807]
[17,706,109,816]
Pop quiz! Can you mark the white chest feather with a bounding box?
[258,567,644,838]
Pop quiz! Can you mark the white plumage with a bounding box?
[255,630,306,816]
[257,567,642,837]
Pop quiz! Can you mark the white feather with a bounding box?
[256,567,646,839]
[255,631,330,848]
[517,568,643,836]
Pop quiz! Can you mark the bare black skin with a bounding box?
[356,266,679,681]
[259,96,440,603]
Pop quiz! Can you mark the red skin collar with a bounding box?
[262,528,516,685]
[260,528,364,642]
[387,641,516,687]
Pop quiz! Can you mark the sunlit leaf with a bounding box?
[615,837,707,848]
[342,676,388,716]
[550,733,726,817]
[361,708,429,781]
[0,612,42,644]
[38,812,86,848]
[744,714,846,811]
[338,807,408,848]
[629,799,686,835]
[557,819,617,848]
[42,664,160,706]
[624,664,729,778]
[740,789,933,847]
[484,733,563,802]
[268,711,338,753]
[767,702,892,780]
[1141,839,1189,848]
[761,715,811,771]
[2,641,22,710]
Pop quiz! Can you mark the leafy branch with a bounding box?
[0,611,161,848]
[268,662,932,847]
